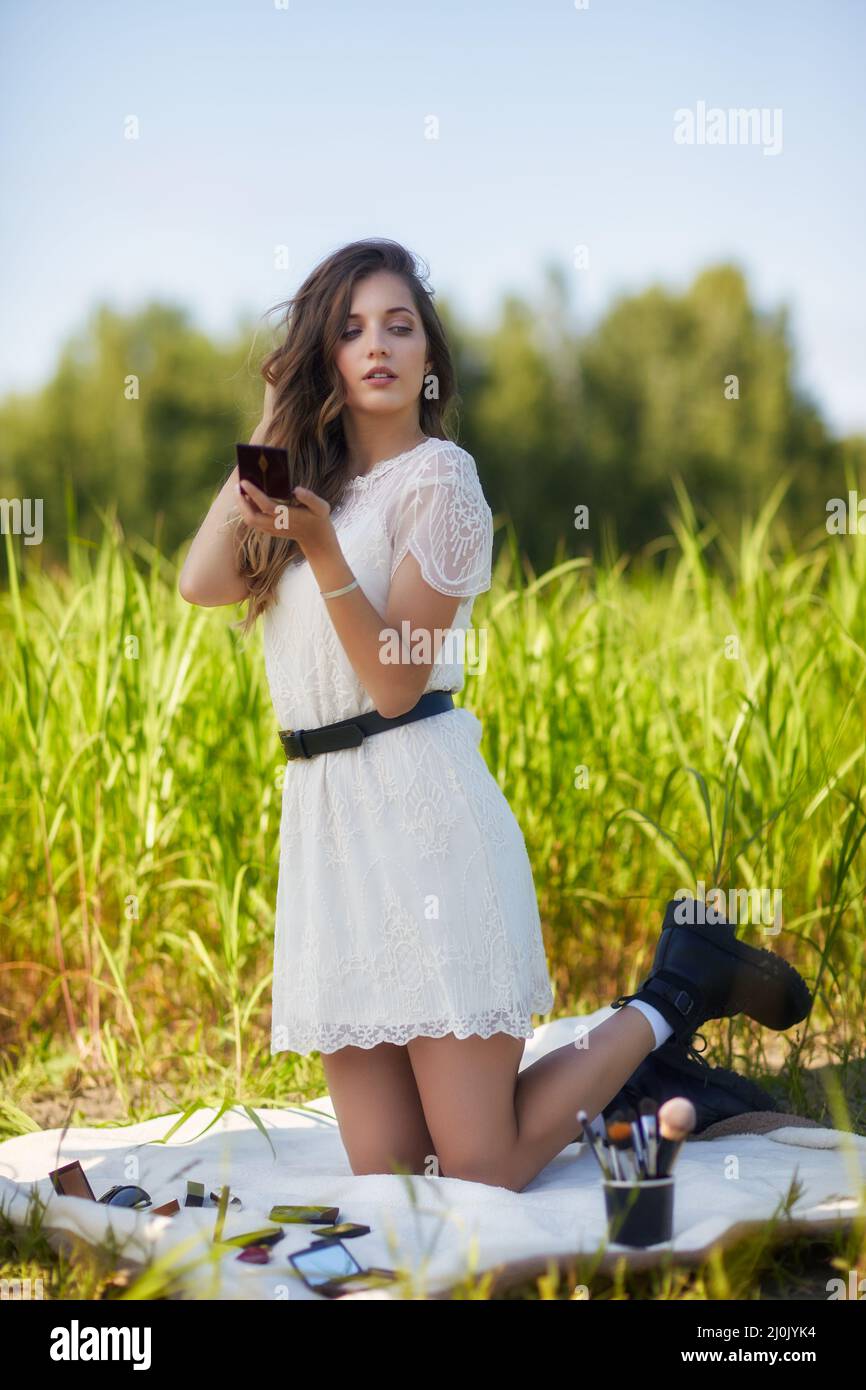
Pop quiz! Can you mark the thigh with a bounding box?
[320,1041,436,1177]
[406,1032,525,1186]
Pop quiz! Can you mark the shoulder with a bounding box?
[387,439,494,595]
[401,438,490,505]
[419,437,478,471]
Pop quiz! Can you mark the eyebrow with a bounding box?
[346,306,417,319]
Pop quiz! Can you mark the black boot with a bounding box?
[599,1037,780,1136]
[609,897,813,1044]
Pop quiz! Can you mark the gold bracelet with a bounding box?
[320,577,359,599]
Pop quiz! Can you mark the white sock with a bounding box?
[625,1000,674,1049]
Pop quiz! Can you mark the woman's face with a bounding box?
[334,270,430,423]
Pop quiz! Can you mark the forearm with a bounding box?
[304,538,416,718]
[179,419,269,606]
[179,467,247,605]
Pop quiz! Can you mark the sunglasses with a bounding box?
[98,1184,152,1208]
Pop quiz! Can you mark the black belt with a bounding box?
[278,690,455,760]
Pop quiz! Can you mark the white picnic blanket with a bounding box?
[1,1013,864,1299]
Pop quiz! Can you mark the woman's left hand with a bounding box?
[236,479,336,555]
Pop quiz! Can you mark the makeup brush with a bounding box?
[605,1113,639,1182]
[602,1118,624,1180]
[576,1109,615,1180]
[580,1108,607,1142]
[624,1104,649,1178]
[654,1097,696,1176]
[638,1097,660,1177]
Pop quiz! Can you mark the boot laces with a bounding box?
[681,1031,709,1068]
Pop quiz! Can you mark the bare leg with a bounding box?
[512,1008,655,1176]
[321,1041,436,1177]
[407,1008,656,1192]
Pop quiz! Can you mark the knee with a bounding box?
[348,1145,425,1178]
[436,1147,518,1191]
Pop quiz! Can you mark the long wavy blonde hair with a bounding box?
[230,238,459,639]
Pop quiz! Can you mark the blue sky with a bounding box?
[1,0,863,433]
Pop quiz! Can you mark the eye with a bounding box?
[340,324,413,339]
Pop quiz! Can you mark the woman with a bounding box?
[179,238,812,1191]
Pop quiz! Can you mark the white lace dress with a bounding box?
[262,436,555,1055]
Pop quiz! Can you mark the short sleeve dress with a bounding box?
[262,436,555,1054]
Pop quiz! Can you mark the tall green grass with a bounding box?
[2,472,865,1125]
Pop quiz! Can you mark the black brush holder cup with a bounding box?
[602,1177,674,1247]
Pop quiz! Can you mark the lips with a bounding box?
[363,368,397,379]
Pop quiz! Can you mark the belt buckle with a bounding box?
[279,728,304,760]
